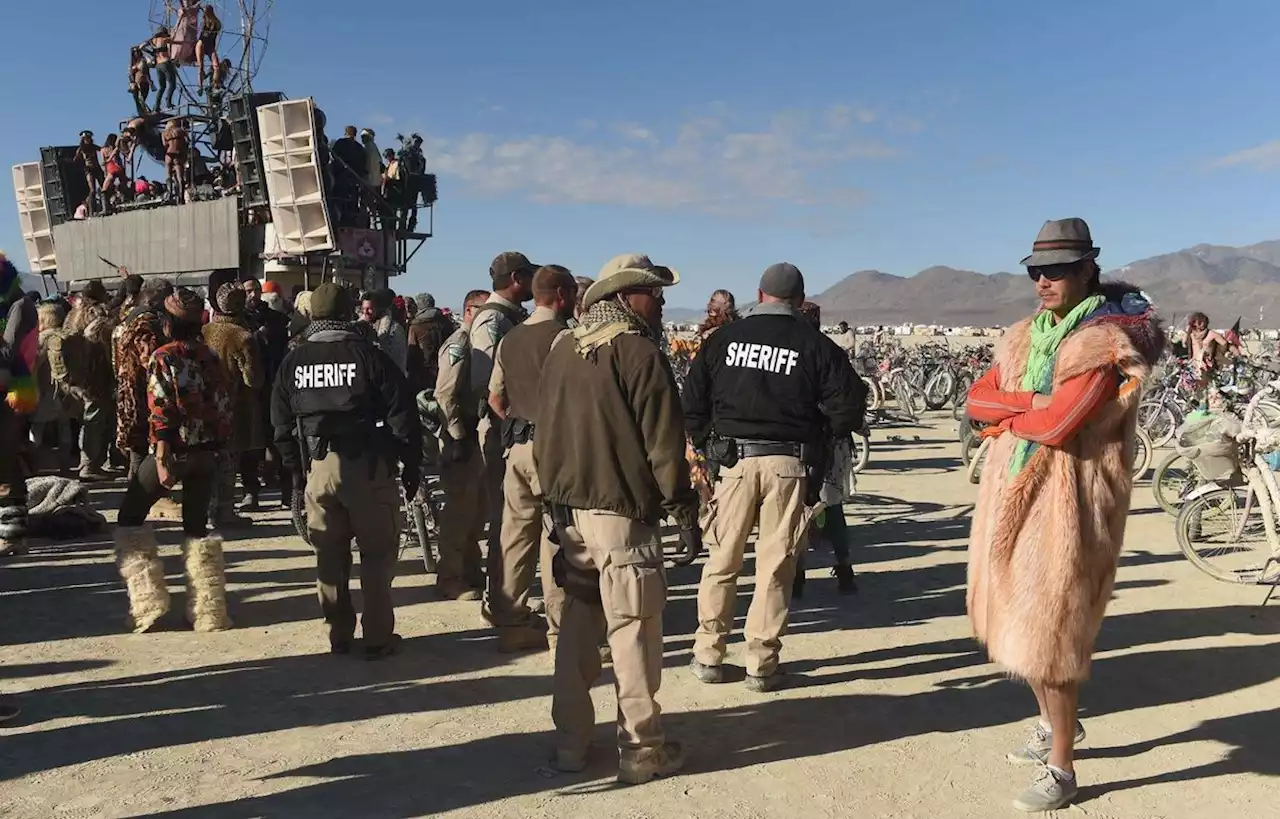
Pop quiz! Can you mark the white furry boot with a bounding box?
[183,534,232,632]
[114,525,170,633]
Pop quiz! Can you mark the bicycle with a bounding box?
[1173,420,1280,600]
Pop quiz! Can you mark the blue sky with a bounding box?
[4,0,1280,308]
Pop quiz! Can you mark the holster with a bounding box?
[703,435,739,484]
[546,502,602,605]
[800,441,829,507]
[502,417,534,449]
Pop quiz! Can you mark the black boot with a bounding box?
[834,564,858,595]
[792,568,806,600]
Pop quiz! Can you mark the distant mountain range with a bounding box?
[807,240,1280,328]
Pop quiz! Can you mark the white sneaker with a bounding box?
[1006,720,1086,765]
[1012,765,1078,812]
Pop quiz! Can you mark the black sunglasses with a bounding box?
[1027,263,1080,283]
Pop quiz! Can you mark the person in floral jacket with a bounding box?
[114,280,173,480]
[113,287,234,634]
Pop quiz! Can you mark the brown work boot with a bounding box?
[437,578,481,601]
[618,742,685,785]
[497,625,548,653]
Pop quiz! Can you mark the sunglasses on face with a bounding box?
[1027,263,1079,283]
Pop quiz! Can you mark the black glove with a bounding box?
[401,463,421,500]
[675,523,703,566]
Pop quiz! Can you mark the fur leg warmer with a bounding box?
[114,525,170,633]
[183,534,232,632]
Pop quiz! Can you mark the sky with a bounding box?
[4,0,1280,309]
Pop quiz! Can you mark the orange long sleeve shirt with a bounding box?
[967,365,1120,447]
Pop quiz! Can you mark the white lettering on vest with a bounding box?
[295,362,358,390]
[723,343,801,376]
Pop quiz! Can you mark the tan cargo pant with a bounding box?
[305,450,401,646]
[479,415,506,557]
[486,441,564,634]
[436,440,487,588]
[693,455,812,677]
[552,509,666,756]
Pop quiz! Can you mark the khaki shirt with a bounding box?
[488,305,558,400]
[468,293,522,396]
[434,324,473,442]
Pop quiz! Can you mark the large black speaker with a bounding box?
[40,146,90,226]
[228,90,285,209]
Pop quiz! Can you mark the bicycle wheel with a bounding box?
[1152,452,1200,517]
[1131,427,1154,481]
[290,486,311,545]
[412,501,436,573]
[853,433,871,474]
[951,374,973,410]
[1175,486,1274,584]
[905,381,928,418]
[1137,400,1179,448]
[865,377,884,412]
[891,376,919,422]
[923,370,955,411]
[1247,400,1280,431]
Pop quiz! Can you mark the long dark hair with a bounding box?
[1085,259,1102,293]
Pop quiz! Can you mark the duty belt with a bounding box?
[736,439,804,459]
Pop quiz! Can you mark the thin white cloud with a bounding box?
[425,105,902,216]
[1211,140,1280,171]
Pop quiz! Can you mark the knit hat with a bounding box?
[311,282,352,320]
[262,280,282,294]
[581,254,680,311]
[215,281,246,315]
[759,263,805,300]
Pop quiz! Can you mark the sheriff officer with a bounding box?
[683,262,866,691]
[271,282,422,659]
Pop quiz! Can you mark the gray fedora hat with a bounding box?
[1020,218,1101,267]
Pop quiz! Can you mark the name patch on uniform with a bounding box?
[295,362,358,389]
[724,341,800,375]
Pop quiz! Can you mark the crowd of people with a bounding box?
[0,218,1166,811]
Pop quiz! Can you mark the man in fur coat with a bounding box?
[203,282,264,521]
[967,218,1163,812]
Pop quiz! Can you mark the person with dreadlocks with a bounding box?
[114,278,174,482]
[0,253,39,558]
[535,254,698,785]
[114,287,233,633]
[677,289,742,543]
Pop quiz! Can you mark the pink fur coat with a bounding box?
[968,285,1162,685]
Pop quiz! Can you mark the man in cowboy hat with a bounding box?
[535,253,698,785]
[684,262,865,692]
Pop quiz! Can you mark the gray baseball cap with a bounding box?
[759,262,805,300]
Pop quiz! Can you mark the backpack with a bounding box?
[46,328,108,395]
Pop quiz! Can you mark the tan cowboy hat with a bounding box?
[582,254,680,310]
[1020,218,1101,267]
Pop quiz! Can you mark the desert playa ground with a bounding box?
[2,414,1277,818]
